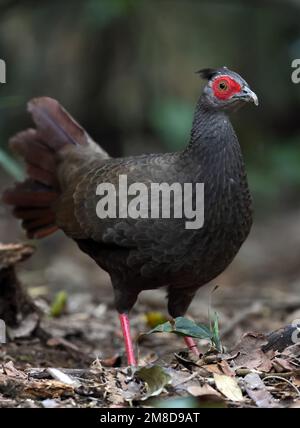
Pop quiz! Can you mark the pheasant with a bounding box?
[3,67,258,365]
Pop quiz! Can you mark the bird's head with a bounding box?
[198,67,258,110]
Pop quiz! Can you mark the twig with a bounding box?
[263,375,300,397]
[235,368,300,379]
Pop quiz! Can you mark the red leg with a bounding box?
[119,313,137,366]
[184,336,200,356]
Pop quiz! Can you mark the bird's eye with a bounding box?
[218,81,228,91]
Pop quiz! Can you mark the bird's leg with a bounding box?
[119,313,137,366]
[184,336,200,356]
[167,288,200,356]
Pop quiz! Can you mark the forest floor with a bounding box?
[0,198,300,408]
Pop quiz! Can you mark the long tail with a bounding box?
[2,97,107,239]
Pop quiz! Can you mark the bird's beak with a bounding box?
[236,86,259,106]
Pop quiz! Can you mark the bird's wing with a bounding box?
[55,151,197,276]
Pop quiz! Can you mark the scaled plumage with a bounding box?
[3,67,258,364]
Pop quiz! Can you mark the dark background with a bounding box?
[0,0,300,348]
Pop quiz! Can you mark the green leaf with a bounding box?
[147,320,173,335]
[50,291,68,318]
[174,317,211,339]
[147,316,211,340]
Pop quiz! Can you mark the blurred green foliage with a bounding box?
[50,290,68,318]
[150,98,193,150]
[83,0,135,28]
[0,148,24,180]
[0,0,299,215]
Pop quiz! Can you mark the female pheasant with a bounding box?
[3,67,258,365]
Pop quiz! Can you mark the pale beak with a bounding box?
[237,86,259,106]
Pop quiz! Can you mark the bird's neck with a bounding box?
[188,99,236,151]
[180,98,244,179]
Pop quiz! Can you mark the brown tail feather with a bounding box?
[2,96,93,239]
[3,181,58,207]
[3,180,59,239]
[22,213,56,231]
[10,129,57,172]
[28,97,90,149]
[13,207,53,220]
[26,163,58,187]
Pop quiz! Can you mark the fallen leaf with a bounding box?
[135,365,172,400]
[187,384,223,398]
[213,373,243,402]
[218,360,235,377]
[47,368,80,387]
[2,361,27,379]
[231,332,274,372]
[202,364,223,375]
[272,357,296,372]
[244,373,278,408]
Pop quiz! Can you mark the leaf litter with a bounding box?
[1,278,300,409]
[1,318,300,408]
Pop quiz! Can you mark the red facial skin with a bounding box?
[212,75,242,101]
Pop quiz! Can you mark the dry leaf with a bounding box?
[187,384,223,398]
[272,357,296,372]
[47,368,80,387]
[213,373,243,402]
[2,361,27,379]
[218,360,235,377]
[232,332,274,372]
[244,373,277,408]
[202,364,223,375]
[135,366,172,400]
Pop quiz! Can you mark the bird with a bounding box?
[3,67,258,366]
